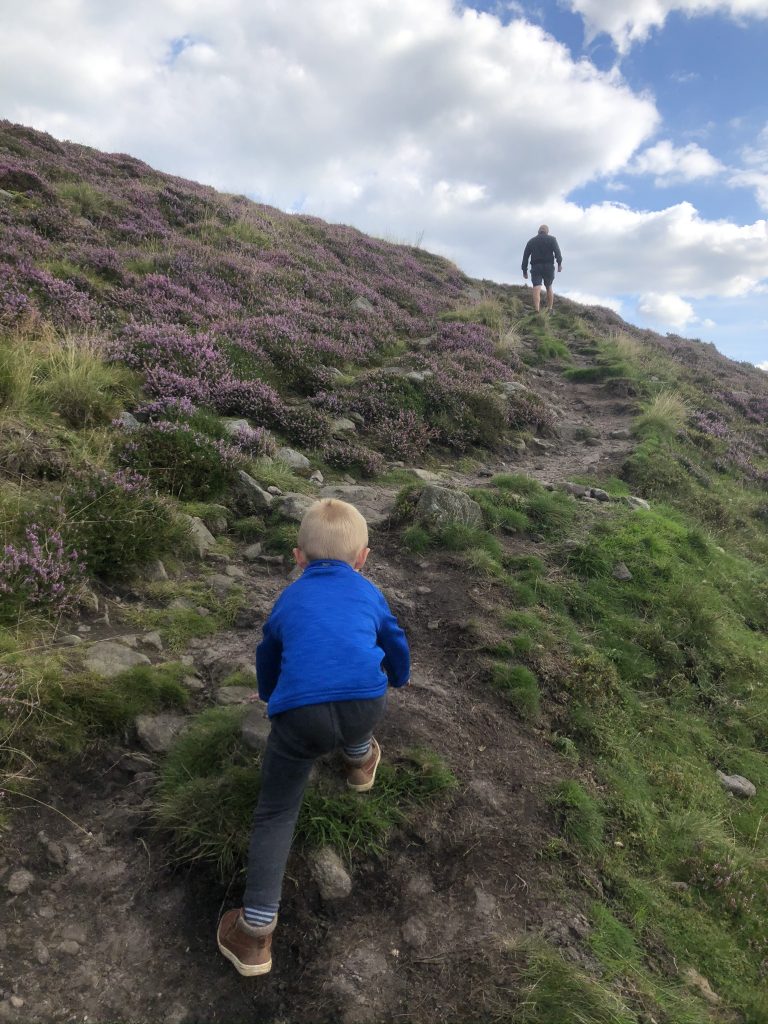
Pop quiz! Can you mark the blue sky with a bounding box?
[0,0,766,366]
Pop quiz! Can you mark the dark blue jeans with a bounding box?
[243,696,386,912]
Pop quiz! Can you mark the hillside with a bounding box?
[1,120,767,1024]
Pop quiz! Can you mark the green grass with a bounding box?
[154,708,457,876]
[490,663,541,720]
[548,780,605,855]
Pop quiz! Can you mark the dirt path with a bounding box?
[0,350,639,1023]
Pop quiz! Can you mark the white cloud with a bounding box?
[638,292,697,327]
[562,290,623,314]
[566,1,768,53]
[628,140,724,185]
[0,0,766,341]
[757,361,768,371]
[729,123,768,211]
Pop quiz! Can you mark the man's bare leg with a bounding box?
[546,284,554,312]
[532,285,542,313]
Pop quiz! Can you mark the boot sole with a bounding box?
[347,743,381,792]
[217,937,272,977]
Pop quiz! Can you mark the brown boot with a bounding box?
[344,737,381,792]
[217,909,275,976]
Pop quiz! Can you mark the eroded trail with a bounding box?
[0,351,638,1024]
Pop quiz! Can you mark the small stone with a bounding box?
[58,633,83,646]
[267,485,282,496]
[610,428,632,440]
[116,411,140,432]
[141,631,163,652]
[58,940,81,956]
[37,905,55,920]
[43,840,68,869]
[215,686,258,706]
[330,417,357,436]
[416,485,483,530]
[185,516,217,558]
[684,968,721,1006]
[401,916,428,950]
[427,620,440,630]
[309,470,324,487]
[6,869,34,894]
[590,488,611,502]
[9,998,23,1010]
[196,606,211,616]
[310,847,352,901]
[84,642,151,679]
[222,418,251,436]
[146,559,169,582]
[625,495,650,511]
[241,708,271,752]
[529,437,553,453]
[612,562,633,581]
[716,771,756,798]
[236,471,274,511]
[243,543,263,561]
[35,941,50,965]
[183,675,204,691]
[351,295,375,314]
[410,468,442,483]
[669,881,689,893]
[416,586,432,595]
[135,713,189,753]
[225,565,246,579]
[79,587,100,615]
[276,447,312,475]
[209,573,238,593]
[62,924,87,944]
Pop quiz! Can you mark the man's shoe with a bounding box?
[217,909,275,977]
[344,737,381,792]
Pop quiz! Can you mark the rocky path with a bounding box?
[0,349,640,1023]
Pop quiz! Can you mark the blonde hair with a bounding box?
[297,499,368,564]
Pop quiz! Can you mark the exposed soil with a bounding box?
[0,343,637,1023]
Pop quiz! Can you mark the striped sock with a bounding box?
[243,904,278,928]
[343,739,371,760]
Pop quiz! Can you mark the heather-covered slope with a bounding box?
[1,122,768,1024]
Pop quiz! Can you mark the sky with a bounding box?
[0,0,767,367]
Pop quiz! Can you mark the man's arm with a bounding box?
[552,237,563,270]
[377,602,411,688]
[255,616,282,702]
[521,240,532,278]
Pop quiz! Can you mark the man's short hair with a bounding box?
[538,224,549,234]
[297,499,369,564]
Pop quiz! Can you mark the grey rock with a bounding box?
[207,655,257,685]
[309,469,324,486]
[320,365,345,378]
[58,633,83,646]
[625,495,650,511]
[584,436,602,447]
[311,847,352,901]
[416,585,432,595]
[146,559,168,582]
[277,492,317,522]
[79,587,100,615]
[236,471,274,511]
[141,631,163,652]
[39,834,67,868]
[276,447,311,475]
[185,516,217,558]
[669,881,690,892]
[590,488,611,502]
[401,916,428,949]
[319,485,398,527]
[405,370,433,383]
[509,438,527,453]
[351,296,375,314]
[498,380,531,396]
[169,597,194,611]
[561,481,589,498]
[58,940,81,956]
[135,713,189,754]
[225,564,246,579]
[198,504,229,535]
[684,968,721,1006]
[331,417,357,436]
[241,708,271,752]
[529,437,553,453]
[222,418,251,436]
[7,868,34,894]
[410,468,443,483]
[215,686,257,706]
[77,624,91,633]
[35,940,50,965]
[612,562,633,581]
[209,573,238,594]
[183,675,204,691]
[84,642,151,679]
[234,608,260,629]
[116,410,140,431]
[717,771,756,798]
[610,428,632,440]
[62,924,87,944]
[267,485,282,496]
[243,542,263,561]
[416,485,483,529]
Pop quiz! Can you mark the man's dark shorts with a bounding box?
[531,263,555,287]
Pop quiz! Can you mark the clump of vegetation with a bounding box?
[490,663,541,720]
[118,421,240,500]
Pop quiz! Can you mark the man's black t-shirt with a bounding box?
[522,234,562,271]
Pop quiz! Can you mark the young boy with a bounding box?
[217,498,410,977]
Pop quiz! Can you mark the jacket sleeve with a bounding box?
[521,240,532,272]
[552,237,562,265]
[255,614,282,702]
[377,597,411,688]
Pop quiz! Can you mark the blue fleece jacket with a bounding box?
[255,559,411,717]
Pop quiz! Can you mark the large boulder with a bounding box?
[717,771,756,798]
[84,642,151,679]
[277,492,318,522]
[185,516,217,558]
[318,485,398,527]
[415,485,483,529]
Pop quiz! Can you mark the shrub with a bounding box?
[0,525,86,623]
[374,409,436,461]
[634,390,689,437]
[118,421,240,500]
[61,469,188,578]
[490,663,541,720]
[320,439,384,477]
[549,780,605,854]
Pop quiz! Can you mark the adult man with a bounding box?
[521,225,563,313]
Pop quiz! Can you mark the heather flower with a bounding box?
[0,524,86,620]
